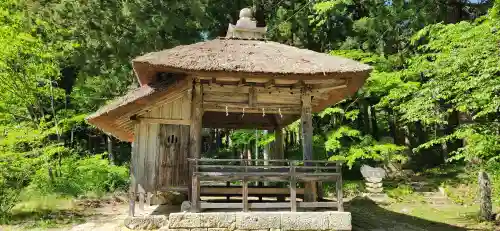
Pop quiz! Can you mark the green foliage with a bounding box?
[386,184,414,201]
[29,154,128,197]
[342,180,364,197]
[321,107,407,168]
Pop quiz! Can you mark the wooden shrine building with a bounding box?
[87,8,372,215]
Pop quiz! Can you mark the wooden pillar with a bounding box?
[301,90,316,202]
[190,80,203,159]
[290,165,297,212]
[129,127,138,217]
[336,172,344,211]
[274,127,284,160]
[190,80,203,212]
[129,167,136,217]
[243,179,249,212]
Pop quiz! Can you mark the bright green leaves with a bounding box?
[325,126,407,168]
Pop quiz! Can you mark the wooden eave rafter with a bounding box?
[198,77,348,115]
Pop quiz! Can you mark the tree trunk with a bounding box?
[359,99,370,135]
[478,171,492,221]
[370,105,379,140]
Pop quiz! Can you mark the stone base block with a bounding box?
[165,211,351,231]
[124,215,168,230]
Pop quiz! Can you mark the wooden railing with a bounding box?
[188,158,343,212]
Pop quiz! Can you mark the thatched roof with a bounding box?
[86,80,183,141]
[87,38,372,141]
[132,38,372,85]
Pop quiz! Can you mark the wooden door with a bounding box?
[158,124,190,191]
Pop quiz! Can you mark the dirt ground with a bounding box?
[1,195,497,231]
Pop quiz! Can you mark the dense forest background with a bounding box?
[1,0,500,223]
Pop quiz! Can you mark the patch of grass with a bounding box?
[349,197,496,231]
[386,184,415,201]
[7,194,86,229]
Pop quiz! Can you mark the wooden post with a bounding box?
[191,159,200,212]
[190,80,203,159]
[191,175,200,212]
[243,160,249,212]
[290,164,297,212]
[138,184,145,212]
[146,192,152,207]
[301,90,316,202]
[189,80,203,212]
[129,137,137,217]
[129,172,136,217]
[336,173,344,211]
[243,179,249,212]
[274,126,284,160]
[301,91,313,162]
[479,171,492,220]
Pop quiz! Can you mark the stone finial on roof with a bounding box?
[226,8,267,40]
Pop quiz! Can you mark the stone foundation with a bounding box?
[125,215,168,230]
[166,211,351,231]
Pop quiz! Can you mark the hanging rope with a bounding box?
[242,107,245,118]
[279,108,283,118]
[262,108,266,117]
[226,106,229,116]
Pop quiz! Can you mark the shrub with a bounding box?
[386,184,414,201]
[29,154,129,197]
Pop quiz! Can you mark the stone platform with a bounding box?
[126,210,351,231]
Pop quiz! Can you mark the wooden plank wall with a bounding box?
[142,90,191,120]
[158,124,190,189]
[132,90,191,192]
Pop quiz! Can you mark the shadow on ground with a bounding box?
[348,197,483,231]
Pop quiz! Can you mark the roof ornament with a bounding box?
[226,8,267,40]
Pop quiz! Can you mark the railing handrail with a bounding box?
[187,158,343,164]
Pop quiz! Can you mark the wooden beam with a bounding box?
[138,117,191,125]
[203,102,301,110]
[201,82,303,93]
[311,83,348,90]
[249,86,257,107]
[200,186,305,195]
[198,202,338,210]
[238,78,246,87]
[264,79,275,89]
[292,80,305,89]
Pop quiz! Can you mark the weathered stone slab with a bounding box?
[236,212,281,229]
[281,212,329,230]
[361,165,386,179]
[366,187,383,193]
[207,228,229,231]
[124,215,168,230]
[190,228,208,231]
[169,213,201,228]
[328,212,352,231]
[199,213,236,228]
